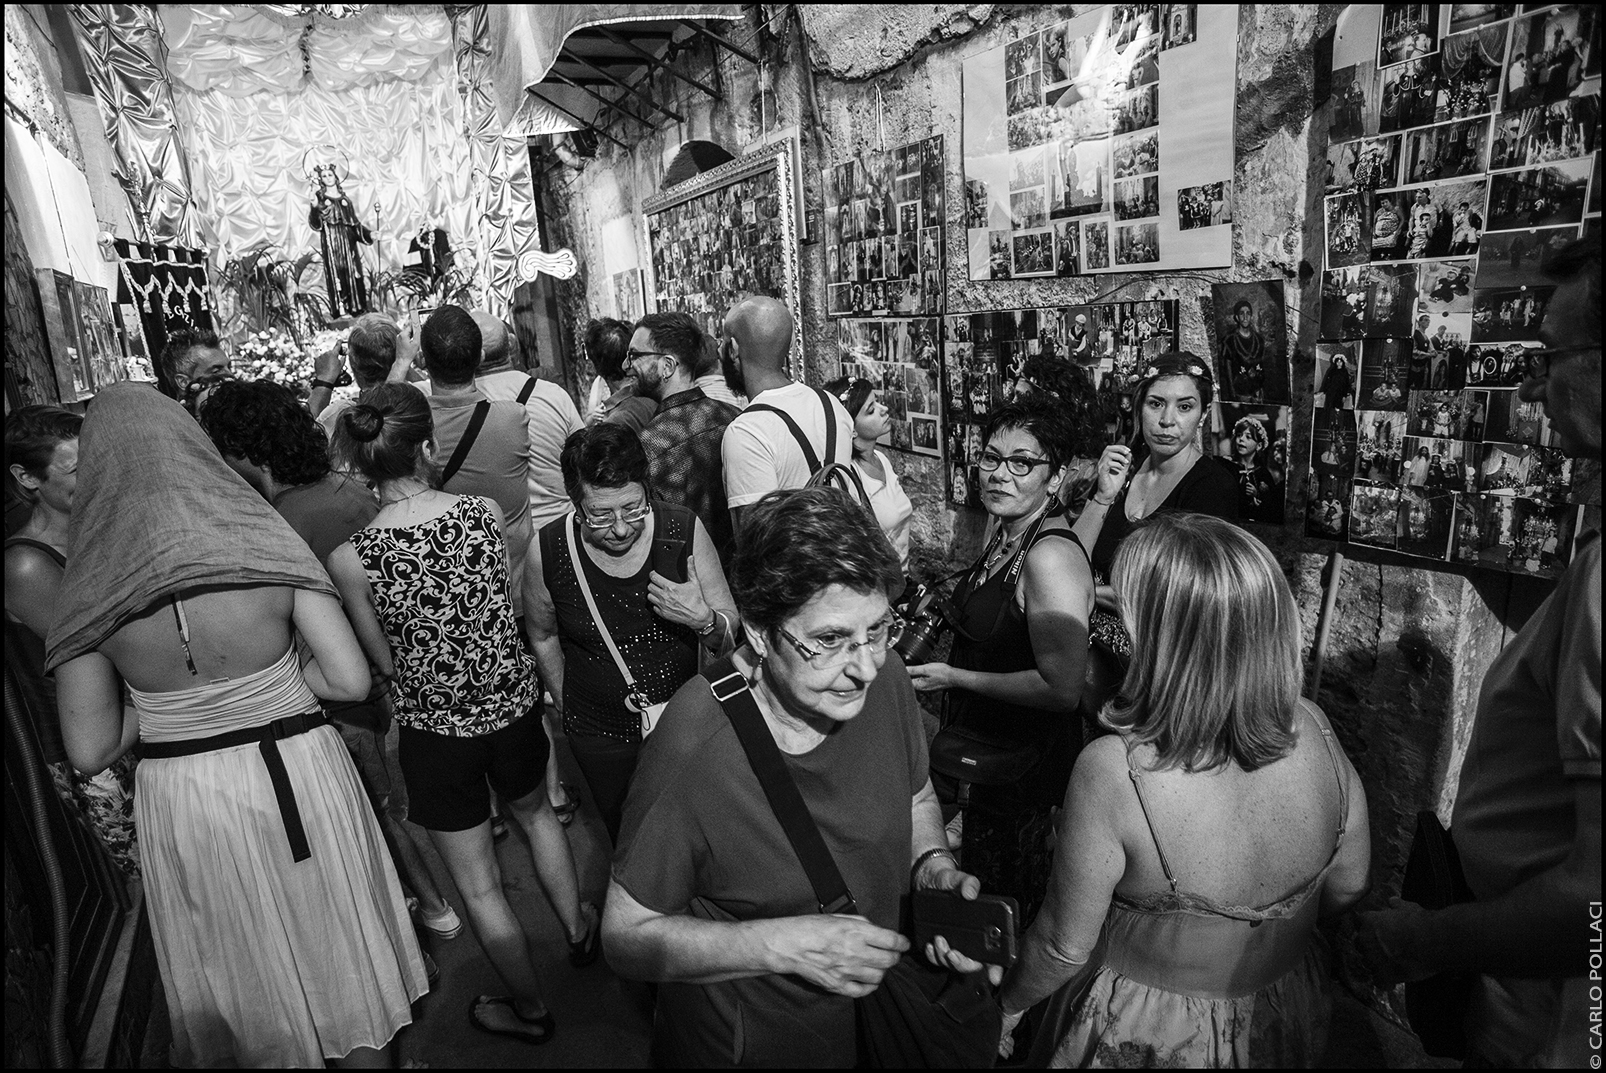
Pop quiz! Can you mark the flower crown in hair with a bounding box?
[1140,361,1211,381]
[835,376,870,405]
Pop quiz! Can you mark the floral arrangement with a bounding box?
[236,329,314,394]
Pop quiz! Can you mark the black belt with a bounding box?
[142,711,329,863]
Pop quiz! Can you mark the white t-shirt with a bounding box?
[854,448,913,572]
[722,381,855,508]
[410,371,585,532]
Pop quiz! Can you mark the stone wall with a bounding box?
[537,5,1560,896]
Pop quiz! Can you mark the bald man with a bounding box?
[718,297,854,533]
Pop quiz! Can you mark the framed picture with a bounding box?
[36,269,90,402]
[642,139,803,378]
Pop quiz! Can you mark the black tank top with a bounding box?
[4,537,69,765]
[539,504,700,740]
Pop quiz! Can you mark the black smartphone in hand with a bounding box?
[651,537,690,584]
[912,888,1020,968]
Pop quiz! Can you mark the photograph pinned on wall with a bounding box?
[1361,337,1412,409]
[1502,5,1599,112]
[1006,71,1043,116]
[1401,435,1474,494]
[1209,402,1290,524]
[1417,259,1475,313]
[1380,4,1442,67]
[1009,146,1046,190]
[1473,225,1580,288]
[1476,441,1573,501]
[1160,3,1196,48]
[1114,175,1161,221]
[1471,284,1554,342]
[1112,130,1159,180]
[1379,56,1443,133]
[1178,181,1232,230]
[1348,484,1402,548]
[1211,279,1289,404]
[1012,229,1056,276]
[1447,4,1514,35]
[987,230,1013,279]
[1114,222,1160,266]
[1048,137,1110,219]
[1314,343,1361,409]
[1082,217,1112,270]
[1321,265,1371,340]
[1408,312,1472,389]
[1011,188,1048,229]
[1355,408,1409,486]
[1455,493,1577,577]
[1112,84,1160,135]
[1054,220,1082,276]
[1434,23,1508,121]
[1488,95,1600,170]
[1396,487,1458,558]
[1466,342,1536,387]
[1373,179,1488,261]
[1326,191,1373,267]
[1485,387,1560,447]
[1327,135,1402,193]
[1369,262,1420,335]
[1408,388,1474,439]
[1485,158,1592,230]
[964,180,990,229]
[1308,469,1353,540]
[1401,117,1492,184]
[1331,61,1383,142]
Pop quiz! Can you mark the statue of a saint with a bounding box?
[308,164,373,317]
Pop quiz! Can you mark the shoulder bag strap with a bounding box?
[439,400,491,487]
[564,512,645,702]
[517,376,537,405]
[745,403,821,474]
[704,659,857,914]
[816,387,840,467]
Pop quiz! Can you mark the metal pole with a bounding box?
[595,26,722,100]
[1309,549,1344,700]
[548,70,657,130]
[682,19,760,65]
[527,90,630,151]
[563,52,685,122]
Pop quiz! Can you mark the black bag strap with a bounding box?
[439,400,491,487]
[704,659,858,915]
[745,403,820,474]
[819,387,839,469]
[517,376,537,405]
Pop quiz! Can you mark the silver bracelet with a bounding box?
[910,846,958,887]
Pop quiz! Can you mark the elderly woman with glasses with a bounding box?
[906,398,1097,927]
[524,422,737,845]
[603,487,998,1068]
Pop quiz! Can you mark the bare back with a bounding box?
[99,584,296,693]
[1111,698,1360,908]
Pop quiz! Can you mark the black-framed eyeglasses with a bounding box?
[626,348,673,365]
[976,451,1053,477]
[1524,345,1597,379]
[774,615,905,670]
[579,502,651,529]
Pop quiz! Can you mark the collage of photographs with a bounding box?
[1313,1,1600,576]
[823,135,947,317]
[645,173,789,344]
[834,318,944,457]
[962,3,1233,281]
[942,301,1178,507]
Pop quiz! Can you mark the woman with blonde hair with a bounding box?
[998,513,1370,1067]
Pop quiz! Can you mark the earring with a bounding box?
[747,654,765,686]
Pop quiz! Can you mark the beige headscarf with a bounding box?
[45,382,335,670]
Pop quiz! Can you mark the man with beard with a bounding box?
[718,297,854,535]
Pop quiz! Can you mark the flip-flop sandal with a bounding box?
[551,782,581,826]
[568,902,601,967]
[468,995,555,1045]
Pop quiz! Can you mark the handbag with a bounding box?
[565,513,667,737]
[1400,810,1475,1060]
[806,460,873,513]
[704,659,1001,1069]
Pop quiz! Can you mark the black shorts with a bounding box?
[397,711,549,832]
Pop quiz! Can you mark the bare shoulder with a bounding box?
[1069,733,1134,807]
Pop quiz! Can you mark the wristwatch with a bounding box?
[696,610,722,636]
[311,371,353,390]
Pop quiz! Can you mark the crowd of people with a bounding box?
[4,237,1599,1068]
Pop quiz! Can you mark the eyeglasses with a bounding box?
[774,615,904,669]
[579,502,651,529]
[1524,345,1597,379]
[626,349,672,365]
[976,451,1053,477]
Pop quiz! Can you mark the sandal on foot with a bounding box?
[568,902,601,967]
[468,995,555,1045]
[550,782,581,826]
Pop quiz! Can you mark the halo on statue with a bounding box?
[301,145,352,185]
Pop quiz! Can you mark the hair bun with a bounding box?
[342,404,385,443]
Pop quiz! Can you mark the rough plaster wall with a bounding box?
[3,5,86,169]
[540,5,1557,900]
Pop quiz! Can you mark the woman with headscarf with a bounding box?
[48,383,427,1067]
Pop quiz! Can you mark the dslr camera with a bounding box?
[894,581,961,665]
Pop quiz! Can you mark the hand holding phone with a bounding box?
[912,888,1020,968]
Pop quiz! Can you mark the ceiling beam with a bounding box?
[561,50,684,123]
[595,25,721,102]
[681,19,758,66]
[526,89,629,150]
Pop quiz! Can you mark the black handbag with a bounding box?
[704,659,1001,1069]
[1399,810,1475,1060]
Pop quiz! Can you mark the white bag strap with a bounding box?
[564,512,641,694]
